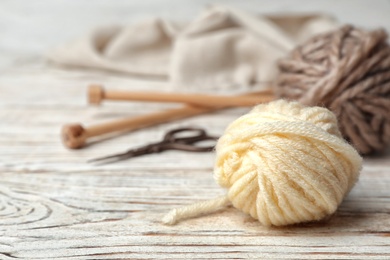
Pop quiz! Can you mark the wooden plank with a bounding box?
[1,68,390,258]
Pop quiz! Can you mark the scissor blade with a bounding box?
[87,152,133,165]
[87,144,154,165]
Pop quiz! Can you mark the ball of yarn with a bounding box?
[276,25,390,155]
[214,100,362,226]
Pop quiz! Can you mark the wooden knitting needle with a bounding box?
[63,88,274,149]
[62,105,213,149]
[88,84,274,107]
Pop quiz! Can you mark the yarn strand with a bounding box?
[162,195,231,225]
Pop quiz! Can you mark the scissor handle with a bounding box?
[161,127,217,152]
[163,136,217,152]
[163,127,207,143]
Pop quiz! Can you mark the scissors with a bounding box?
[88,127,218,165]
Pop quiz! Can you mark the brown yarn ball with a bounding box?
[276,25,390,155]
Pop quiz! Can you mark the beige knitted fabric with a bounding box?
[48,6,337,91]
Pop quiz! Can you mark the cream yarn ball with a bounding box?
[214,100,362,226]
[163,100,362,226]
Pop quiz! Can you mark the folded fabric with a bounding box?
[48,6,338,91]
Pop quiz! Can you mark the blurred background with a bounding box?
[1,0,390,69]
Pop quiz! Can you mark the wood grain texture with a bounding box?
[1,66,390,260]
[1,1,390,259]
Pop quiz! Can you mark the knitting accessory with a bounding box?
[89,127,218,165]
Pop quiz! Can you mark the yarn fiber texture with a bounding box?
[276,25,390,155]
[163,100,362,226]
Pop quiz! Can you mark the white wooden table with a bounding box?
[1,1,390,259]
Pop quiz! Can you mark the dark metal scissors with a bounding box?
[88,127,218,165]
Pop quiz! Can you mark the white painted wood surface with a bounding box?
[1,1,390,259]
